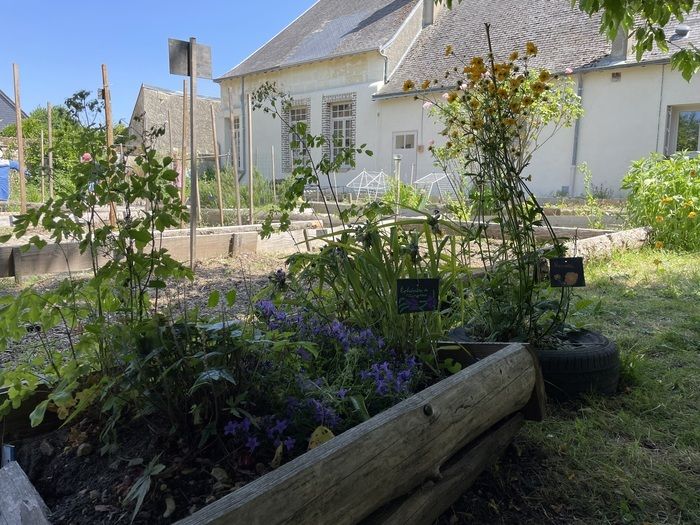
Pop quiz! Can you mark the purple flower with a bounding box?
[223,420,238,436]
[297,348,312,361]
[307,398,341,428]
[337,388,348,399]
[375,379,389,395]
[241,418,252,433]
[283,436,296,451]
[246,436,260,453]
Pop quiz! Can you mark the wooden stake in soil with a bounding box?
[227,88,242,225]
[12,64,26,213]
[47,102,53,199]
[40,129,45,202]
[211,104,224,225]
[102,64,117,226]
[180,79,188,230]
[271,144,276,204]
[246,93,254,225]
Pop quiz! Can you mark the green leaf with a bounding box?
[225,289,237,307]
[349,395,371,421]
[29,399,49,428]
[189,369,237,394]
[207,290,220,308]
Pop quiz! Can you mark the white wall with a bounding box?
[218,56,700,198]
[576,64,700,196]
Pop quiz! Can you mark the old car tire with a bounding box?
[536,329,620,398]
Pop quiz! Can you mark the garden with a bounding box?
[1,28,699,525]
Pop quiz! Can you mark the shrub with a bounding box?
[622,152,700,251]
[382,176,427,209]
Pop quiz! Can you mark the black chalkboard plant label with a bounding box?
[549,257,586,287]
[397,278,440,314]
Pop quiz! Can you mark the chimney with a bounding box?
[610,29,628,61]
[423,0,435,27]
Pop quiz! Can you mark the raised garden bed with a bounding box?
[176,342,544,525]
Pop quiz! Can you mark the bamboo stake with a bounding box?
[271,145,276,204]
[228,88,242,226]
[40,130,45,202]
[47,102,53,199]
[12,64,26,213]
[102,64,117,226]
[211,104,224,225]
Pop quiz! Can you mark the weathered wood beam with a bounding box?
[365,413,524,525]
[177,343,535,525]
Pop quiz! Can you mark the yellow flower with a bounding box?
[654,241,664,249]
[421,79,431,90]
[532,82,546,95]
[509,101,522,113]
[655,215,664,222]
[684,200,694,208]
[525,42,538,56]
[509,51,519,61]
[403,79,415,92]
[503,118,517,127]
[471,56,485,67]
[447,91,458,103]
[689,211,698,219]
[497,87,509,98]
[538,70,551,82]
[690,169,697,178]
[445,45,453,56]
[469,98,480,110]
[522,95,534,106]
[661,196,674,205]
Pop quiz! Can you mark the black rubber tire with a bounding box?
[535,329,620,399]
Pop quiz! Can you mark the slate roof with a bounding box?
[128,85,221,156]
[0,89,28,131]
[587,11,700,68]
[218,0,421,80]
[379,0,610,97]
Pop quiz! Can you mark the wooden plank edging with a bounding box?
[177,343,536,525]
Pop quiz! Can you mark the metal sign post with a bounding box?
[168,37,212,269]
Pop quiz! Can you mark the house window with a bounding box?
[322,93,356,169]
[394,132,416,151]
[331,102,354,163]
[676,110,700,152]
[281,99,311,173]
[667,105,700,154]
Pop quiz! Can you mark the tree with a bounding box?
[435,0,700,80]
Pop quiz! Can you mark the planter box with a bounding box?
[178,342,544,525]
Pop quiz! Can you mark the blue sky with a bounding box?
[2,1,313,124]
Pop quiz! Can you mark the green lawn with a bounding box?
[448,249,700,524]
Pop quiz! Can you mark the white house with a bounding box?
[216,0,700,197]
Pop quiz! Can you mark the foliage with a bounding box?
[622,152,700,250]
[579,162,608,229]
[0,111,192,441]
[435,0,700,80]
[268,204,470,354]
[406,29,582,341]
[198,167,291,215]
[0,91,128,198]
[382,176,427,209]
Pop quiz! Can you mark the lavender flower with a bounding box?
[246,436,260,453]
[337,388,348,399]
[283,436,296,451]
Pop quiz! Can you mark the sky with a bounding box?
[1,0,313,125]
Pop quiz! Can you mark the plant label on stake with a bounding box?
[549,257,586,287]
[397,278,440,314]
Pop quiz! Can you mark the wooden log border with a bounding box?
[178,343,538,525]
